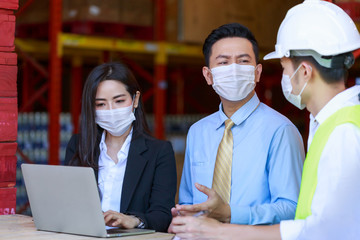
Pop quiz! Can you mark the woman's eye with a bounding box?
[116,100,125,103]
[96,103,105,107]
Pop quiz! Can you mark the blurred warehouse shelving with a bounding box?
[14,0,214,214]
[14,0,360,213]
[15,0,210,166]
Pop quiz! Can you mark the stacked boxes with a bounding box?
[0,0,18,216]
[16,0,154,40]
[17,0,153,25]
[16,112,73,214]
[176,0,303,48]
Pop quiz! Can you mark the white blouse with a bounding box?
[98,129,133,214]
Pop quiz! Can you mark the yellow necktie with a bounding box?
[212,119,234,204]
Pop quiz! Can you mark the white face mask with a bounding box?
[211,63,256,101]
[281,65,308,110]
[95,105,136,137]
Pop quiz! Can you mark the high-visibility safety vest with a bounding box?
[295,105,360,220]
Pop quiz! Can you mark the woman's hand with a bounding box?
[103,210,140,229]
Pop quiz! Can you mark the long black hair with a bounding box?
[70,62,152,168]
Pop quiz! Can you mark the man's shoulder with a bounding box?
[189,111,219,132]
[257,103,294,127]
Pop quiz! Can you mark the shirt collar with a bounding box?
[311,85,360,125]
[216,93,260,129]
[99,131,107,151]
[99,128,133,155]
[309,113,316,124]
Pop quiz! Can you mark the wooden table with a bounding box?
[0,215,174,239]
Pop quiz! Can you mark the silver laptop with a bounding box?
[21,163,155,238]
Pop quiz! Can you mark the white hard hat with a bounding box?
[264,0,360,61]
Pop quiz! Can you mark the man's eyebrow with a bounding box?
[236,54,251,58]
[215,54,231,59]
[215,54,251,59]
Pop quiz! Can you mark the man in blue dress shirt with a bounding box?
[172,23,305,225]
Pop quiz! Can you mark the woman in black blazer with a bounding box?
[65,62,177,232]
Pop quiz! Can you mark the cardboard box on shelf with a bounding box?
[252,0,302,51]
[16,0,47,24]
[166,0,178,42]
[64,0,153,25]
[177,0,302,50]
[117,0,153,26]
[17,0,153,26]
[17,0,154,39]
[178,0,256,44]
[15,0,306,47]
[63,0,122,23]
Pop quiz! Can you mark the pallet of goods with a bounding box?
[0,0,18,216]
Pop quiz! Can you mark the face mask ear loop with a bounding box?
[132,95,137,114]
[289,64,302,81]
[289,64,306,97]
[298,81,308,96]
[210,67,217,86]
[298,64,311,96]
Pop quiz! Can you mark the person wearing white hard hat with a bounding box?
[168,0,360,239]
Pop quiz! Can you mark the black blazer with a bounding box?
[64,133,177,232]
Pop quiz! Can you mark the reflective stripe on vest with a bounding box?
[295,105,360,220]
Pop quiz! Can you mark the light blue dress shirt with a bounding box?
[179,94,305,225]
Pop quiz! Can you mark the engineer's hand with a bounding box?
[168,215,223,240]
[103,210,140,229]
[174,183,231,222]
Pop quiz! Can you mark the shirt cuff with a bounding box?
[229,205,251,224]
[280,219,305,240]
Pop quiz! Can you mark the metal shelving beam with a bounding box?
[154,0,166,139]
[61,33,203,57]
[16,34,203,57]
[48,0,62,165]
